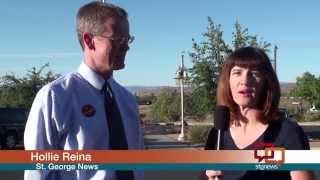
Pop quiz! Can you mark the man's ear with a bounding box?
[83,33,95,50]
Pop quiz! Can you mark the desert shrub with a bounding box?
[304,112,320,122]
[187,125,212,144]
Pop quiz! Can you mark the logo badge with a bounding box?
[82,104,96,117]
[253,142,285,164]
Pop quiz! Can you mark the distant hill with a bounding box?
[126,86,176,96]
[126,82,296,96]
[126,86,192,96]
[280,82,296,94]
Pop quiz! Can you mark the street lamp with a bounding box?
[175,51,188,141]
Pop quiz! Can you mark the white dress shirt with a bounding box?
[24,62,144,180]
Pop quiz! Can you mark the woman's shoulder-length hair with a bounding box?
[217,46,281,123]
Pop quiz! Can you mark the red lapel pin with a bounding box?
[82,104,96,117]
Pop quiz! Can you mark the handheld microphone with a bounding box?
[213,106,229,180]
[214,105,229,150]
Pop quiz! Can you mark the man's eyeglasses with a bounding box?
[96,34,135,45]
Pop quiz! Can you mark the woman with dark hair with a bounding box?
[204,47,314,180]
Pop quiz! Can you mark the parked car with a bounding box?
[0,108,28,149]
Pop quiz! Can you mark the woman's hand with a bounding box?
[205,170,222,180]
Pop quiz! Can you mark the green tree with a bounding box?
[290,72,320,108]
[189,18,271,118]
[0,64,60,109]
[233,21,271,51]
[189,17,230,117]
[185,88,213,119]
[150,89,181,122]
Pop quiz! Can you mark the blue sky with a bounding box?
[1,0,319,86]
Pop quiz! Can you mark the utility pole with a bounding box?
[273,45,278,74]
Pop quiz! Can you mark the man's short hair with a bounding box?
[76,1,128,50]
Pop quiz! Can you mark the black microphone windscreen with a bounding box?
[214,105,230,130]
